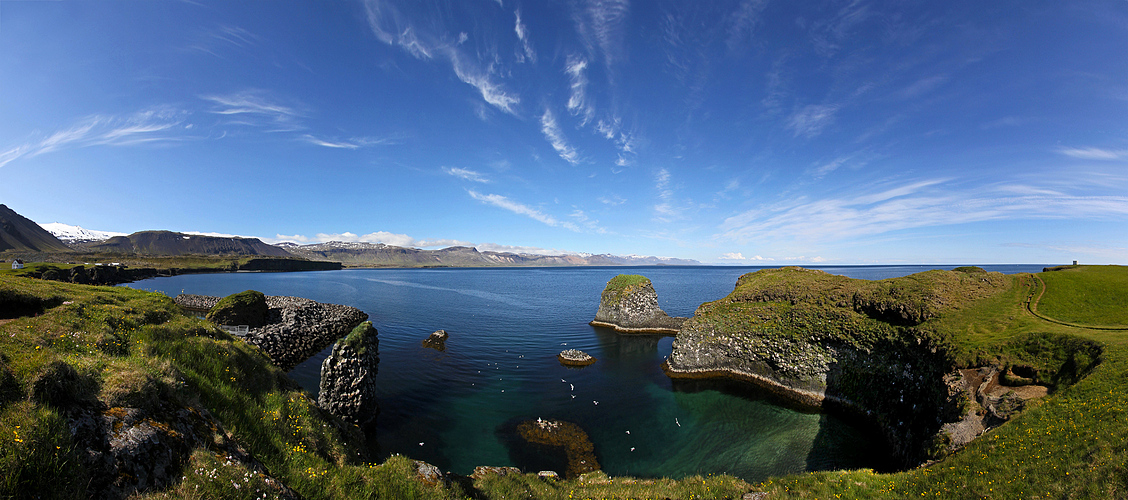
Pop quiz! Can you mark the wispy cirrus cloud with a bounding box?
[364,0,520,115]
[201,90,304,131]
[1057,147,1128,161]
[188,24,261,58]
[444,166,491,183]
[571,0,630,69]
[540,108,580,164]
[514,9,536,63]
[565,55,594,125]
[787,104,840,138]
[0,107,190,169]
[301,135,392,149]
[719,177,1128,244]
[468,190,580,231]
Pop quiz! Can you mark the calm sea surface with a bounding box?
[127,264,1046,481]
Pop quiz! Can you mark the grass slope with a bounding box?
[756,265,1128,498]
[0,275,748,499]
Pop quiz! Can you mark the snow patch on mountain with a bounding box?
[42,223,127,243]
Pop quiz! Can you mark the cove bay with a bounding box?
[128,264,1046,482]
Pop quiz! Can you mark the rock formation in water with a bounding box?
[319,321,380,425]
[516,418,599,479]
[557,349,596,367]
[663,266,1013,466]
[421,329,448,350]
[590,275,686,334]
[182,292,368,371]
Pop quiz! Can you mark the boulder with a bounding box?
[206,290,269,327]
[590,275,686,334]
[421,329,448,350]
[318,321,380,425]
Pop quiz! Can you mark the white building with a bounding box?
[11,259,24,270]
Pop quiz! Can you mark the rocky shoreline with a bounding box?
[175,293,368,371]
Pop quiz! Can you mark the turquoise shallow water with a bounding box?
[128,264,1045,481]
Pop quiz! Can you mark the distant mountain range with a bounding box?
[1,205,700,266]
[279,241,700,267]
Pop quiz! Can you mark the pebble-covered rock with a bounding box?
[557,349,596,367]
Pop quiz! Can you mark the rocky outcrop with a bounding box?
[421,329,448,350]
[206,290,269,327]
[937,366,1048,454]
[663,267,1011,467]
[516,418,600,479]
[558,349,596,367]
[590,275,686,334]
[318,322,380,425]
[181,293,368,371]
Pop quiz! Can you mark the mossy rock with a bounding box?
[206,290,268,327]
[341,321,377,356]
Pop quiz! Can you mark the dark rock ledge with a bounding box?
[175,293,368,371]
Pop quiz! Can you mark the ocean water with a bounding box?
[128,264,1046,481]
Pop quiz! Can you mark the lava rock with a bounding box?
[318,321,380,425]
[590,275,686,334]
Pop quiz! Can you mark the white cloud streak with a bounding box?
[787,104,839,137]
[444,167,491,183]
[364,0,520,115]
[1057,147,1128,161]
[540,108,580,164]
[572,0,630,68]
[0,108,189,169]
[514,9,536,63]
[719,178,1128,244]
[468,190,581,231]
[565,55,594,125]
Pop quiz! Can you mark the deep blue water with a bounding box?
[127,264,1046,481]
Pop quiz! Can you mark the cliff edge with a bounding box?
[590,275,686,334]
[663,266,1011,466]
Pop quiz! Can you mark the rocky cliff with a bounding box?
[663,266,1011,466]
[179,293,369,371]
[318,321,380,425]
[590,275,686,334]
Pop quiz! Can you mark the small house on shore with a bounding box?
[11,259,24,270]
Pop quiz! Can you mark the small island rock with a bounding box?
[421,329,449,350]
[558,349,596,367]
[590,275,686,334]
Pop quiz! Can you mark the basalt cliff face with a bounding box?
[664,267,1011,466]
[319,321,380,425]
[177,293,369,371]
[590,275,686,334]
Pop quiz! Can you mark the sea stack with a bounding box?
[318,321,380,425]
[590,274,686,334]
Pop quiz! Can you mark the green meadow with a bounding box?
[1,265,1125,499]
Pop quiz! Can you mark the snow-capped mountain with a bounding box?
[41,223,127,243]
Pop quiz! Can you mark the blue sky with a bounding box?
[2,1,1127,264]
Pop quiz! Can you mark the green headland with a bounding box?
[1,265,1126,499]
